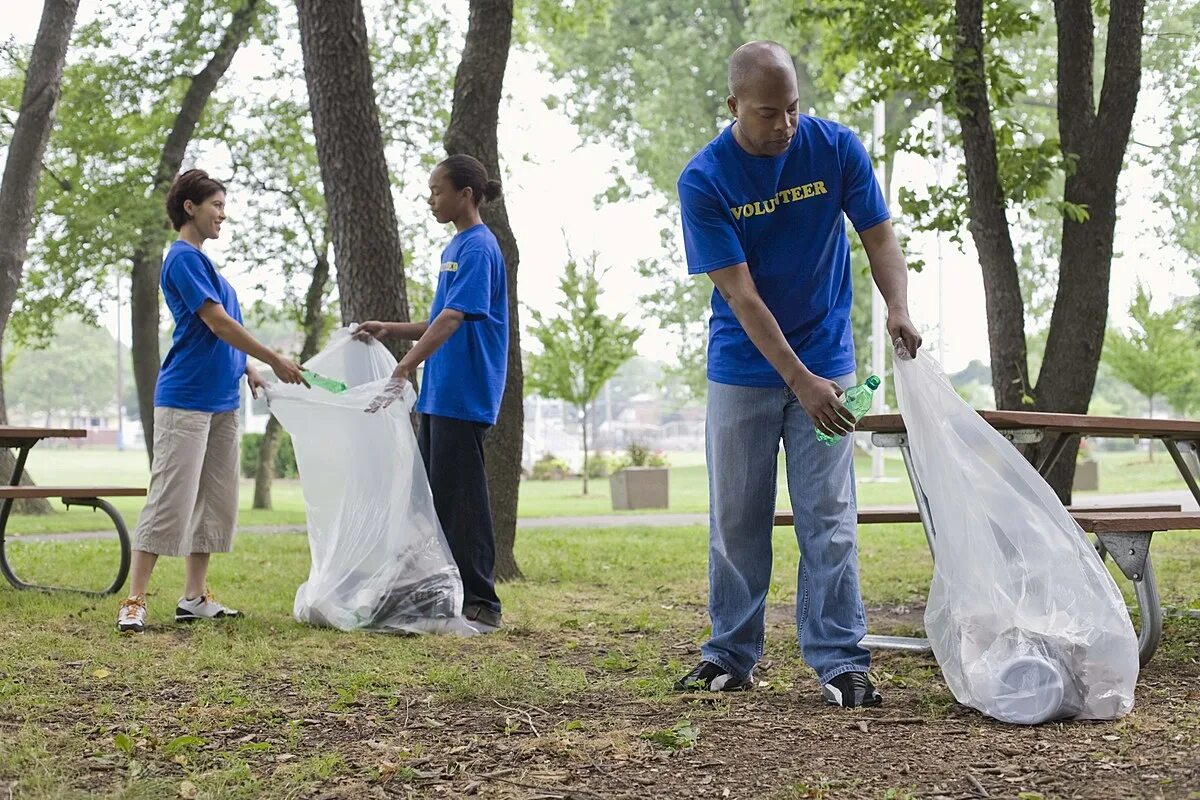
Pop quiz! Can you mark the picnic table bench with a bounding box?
[0,426,146,595]
[772,410,1200,666]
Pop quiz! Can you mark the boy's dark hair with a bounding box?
[165,169,226,231]
[438,154,501,205]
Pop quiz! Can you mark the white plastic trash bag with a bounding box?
[893,349,1138,724]
[267,328,475,635]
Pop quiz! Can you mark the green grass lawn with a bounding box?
[4,446,1191,535]
[1,523,1197,798]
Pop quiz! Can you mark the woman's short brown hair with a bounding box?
[165,169,226,231]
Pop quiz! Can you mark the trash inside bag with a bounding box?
[267,327,476,635]
[893,349,1138,724]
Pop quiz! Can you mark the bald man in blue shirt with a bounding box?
[673,41,923,707]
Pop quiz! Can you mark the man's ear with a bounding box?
[726,95,738,118]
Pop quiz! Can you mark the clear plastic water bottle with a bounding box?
[302,369,348,394]
[815,374,881,446]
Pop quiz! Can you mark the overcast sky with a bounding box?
[3,2,1196,378]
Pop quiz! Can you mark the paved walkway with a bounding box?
[7,489,1194,544]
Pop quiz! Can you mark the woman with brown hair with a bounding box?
[116,169,309,634]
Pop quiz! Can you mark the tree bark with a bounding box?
[952,0,1030,413]
[252,247,330,509]
[294,0,410,355]
[130,0,261,465]
[952,0,1143,501]
[444,0,524,581]
[581,405,590,496]
[1034,0,1145,499]
[0,0,80,515]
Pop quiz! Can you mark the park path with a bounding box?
[7,489,1194,543]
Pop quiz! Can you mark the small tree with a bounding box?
[1103,284,1199,459]
[525,254,641,494]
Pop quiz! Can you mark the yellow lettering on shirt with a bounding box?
[441,262,459,272]
[727,181,829,221]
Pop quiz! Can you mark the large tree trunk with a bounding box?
[0,0,80,515]
[952,0,1030,413]
[444,0,524,581]
[294,0,410,353]
[1034,0,1145,501]
[953,0,1144,502]
[131,0,261,465]
[252,247,330,509]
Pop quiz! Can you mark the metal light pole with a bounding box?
[869,100,888,481]
[115,273,125,451]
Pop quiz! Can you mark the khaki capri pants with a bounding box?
[133,407,240,558]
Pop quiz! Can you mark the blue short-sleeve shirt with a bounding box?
[678,116,890,386]
[416,224,509,425]
[154,240,247,413]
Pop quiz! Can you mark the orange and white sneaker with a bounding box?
[117,595,147,634]
[175,590,241,623]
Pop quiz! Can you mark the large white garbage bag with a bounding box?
[267,328,474,635]
[893,350,1138,724]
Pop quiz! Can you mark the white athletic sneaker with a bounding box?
[117,595,147,634]
[175,590,242,623]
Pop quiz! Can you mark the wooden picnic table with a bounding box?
[0,426,145,595]
[852,409,1200,665]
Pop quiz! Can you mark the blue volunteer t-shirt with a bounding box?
[678,116,890,386]
[416,224,509,425]
[154,240,248,413]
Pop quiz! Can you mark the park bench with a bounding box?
[0,426,146,596]
[773,504,1195,665]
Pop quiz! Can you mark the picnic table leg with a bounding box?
[1163,438,1200,508]
[1095,532,1162,666]
[1034,432,1075,476]
[898,442,937,555]
[1,443,132,596]
[0,444,34,591]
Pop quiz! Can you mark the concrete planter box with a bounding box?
[610,467,669,510]
[1073,459,1099,491]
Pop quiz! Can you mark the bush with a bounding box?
[586,452,614,479]
[531,452,571,481]
[615,442,669,470]
[241,431,299,479]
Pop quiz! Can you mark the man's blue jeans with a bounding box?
[700,377,871,685]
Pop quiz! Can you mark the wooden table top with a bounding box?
[0,426,87,442]
[858,410,1200,439]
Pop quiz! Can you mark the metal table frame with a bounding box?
[1,435,132,596]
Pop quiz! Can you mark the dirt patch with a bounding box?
[11,613,1199,799]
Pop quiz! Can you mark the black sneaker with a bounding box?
[673,660,753,692]
[822,671,883,708]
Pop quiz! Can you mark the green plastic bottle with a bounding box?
[815,374,881,446]
[302,369,348,394]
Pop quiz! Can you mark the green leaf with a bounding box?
[113,732,134,756]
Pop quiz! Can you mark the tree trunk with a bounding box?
[130,0,261,465]
[952,0,1030,412]
[581,405,589,496]
[953,0,1144,502]
[444,0,523,581]
[1033,0,1145,501]
[295,0,410,356]
[252,247,330,509]
[0,0,80,516]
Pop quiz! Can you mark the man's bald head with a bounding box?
[727,41,797,98]
[725,41,801,157]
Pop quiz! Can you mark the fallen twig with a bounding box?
[965,772,990,797]
[494,700,540,737]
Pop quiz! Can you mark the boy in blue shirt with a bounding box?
[672,41,923,706]
[358,154,509,633]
